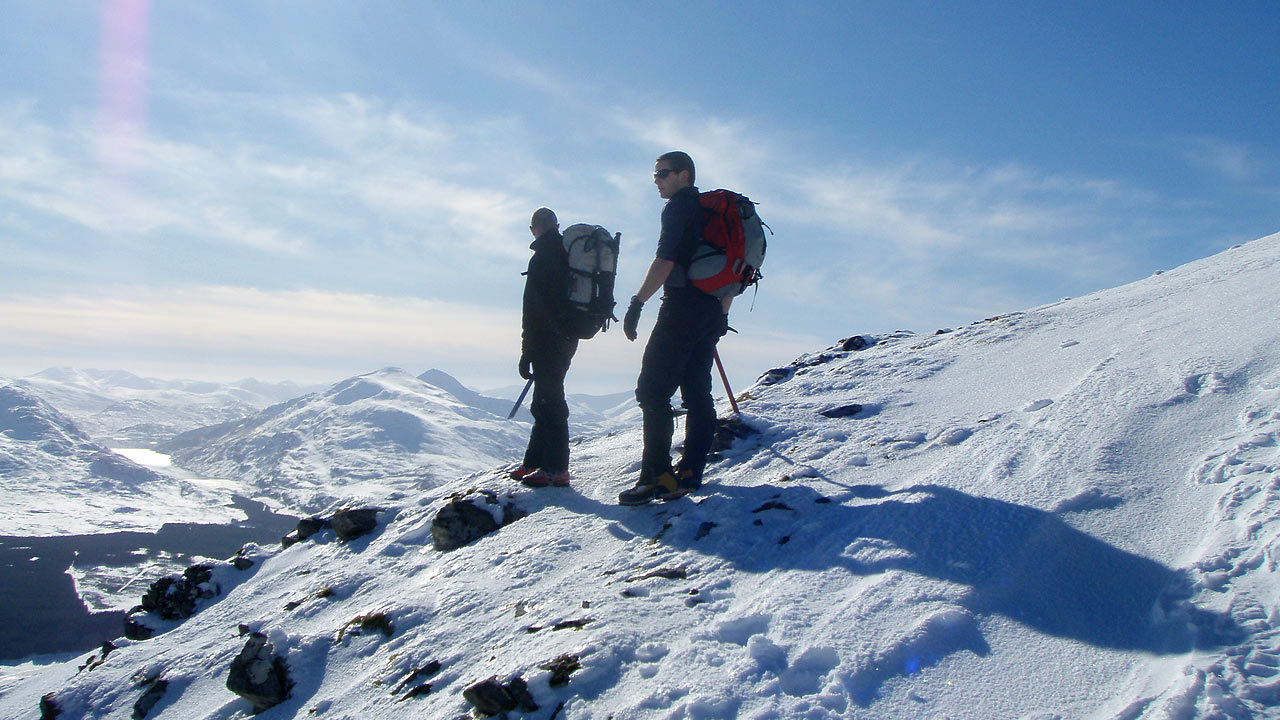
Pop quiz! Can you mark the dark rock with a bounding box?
[392,661,441,694]
[758,367,792,386]
[793,353,837,369]
[505,677,539,712]
[337,612,394,641]
[526,618,594,633]
[232,556,255,571]
[330,508,380,541]
[138,564,219,621]
[132,679,168,719]
[695,522,717,540]
[841,335,869,351]
[281,534,300,550]
[628,567,688,582]
[77,640,117,672]
[709,415,758,457]
[184,564,214,585]
[752,500,795,513]
[397,683,432,702]
[462,676,516,715]
[819,404,863,419]
[123,615,154,640]
[226,632,291,714]
[40,692,59,720]
[295,516,328,541]
[538,654,582,687]
[431,490,526,551]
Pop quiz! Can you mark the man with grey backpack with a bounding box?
[510,208,620,488]
[510,207,578,488]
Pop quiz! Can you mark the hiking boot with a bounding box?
[522,470,571,488]
[509,466,537,482]
[618,470,680,506]
[663,467,702,500]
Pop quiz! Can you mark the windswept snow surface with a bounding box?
[3,234,1279,718]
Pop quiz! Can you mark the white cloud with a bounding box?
[0,90,1190,390]
[1179,136,1254,181]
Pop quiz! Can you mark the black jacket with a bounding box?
[522,229,571,353]
[655,185,704,297]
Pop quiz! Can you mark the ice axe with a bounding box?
[713,349,740,415]
[507,377,534,419]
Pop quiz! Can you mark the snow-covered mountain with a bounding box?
[426,369,636,431]
[3,233,1279,718]
[11,369,316,445]
[160,368,535,512]
[0,384,243,536]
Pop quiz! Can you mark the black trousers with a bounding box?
[635,293,724,481]
[522,334,579,473]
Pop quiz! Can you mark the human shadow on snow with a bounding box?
[561,481,1240,655]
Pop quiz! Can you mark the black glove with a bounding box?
[518,353,533,380]
[623,296,644,341]
[718,313,730,337]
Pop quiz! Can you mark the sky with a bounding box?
[1,0,1277,395]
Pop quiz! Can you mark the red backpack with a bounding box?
[687,189,769,299]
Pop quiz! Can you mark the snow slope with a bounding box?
[0,384,242,536]
[2,233,1278,718]
[160,368,534,512]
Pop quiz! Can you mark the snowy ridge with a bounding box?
[420,368,636,432]
[0,384,243,536]
[2,234,1279,718]
[160,368,533,512]
[11,369,315,445]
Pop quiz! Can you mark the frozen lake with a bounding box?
[0,449,298,662]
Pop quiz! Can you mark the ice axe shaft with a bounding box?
[507,377,534,419]
[714,349,740,415]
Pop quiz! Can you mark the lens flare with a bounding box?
[97,0,150,174]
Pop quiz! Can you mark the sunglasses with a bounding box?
[653,168,678,180]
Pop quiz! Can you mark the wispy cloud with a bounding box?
[614,107,1157,325]
[0,84,1212,388]
[1178,136,1255,181]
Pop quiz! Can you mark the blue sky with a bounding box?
[1,1,1277,394]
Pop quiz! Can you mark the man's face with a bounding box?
[654,161,688,200]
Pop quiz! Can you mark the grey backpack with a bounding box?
[561,224,620,339]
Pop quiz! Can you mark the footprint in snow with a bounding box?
[934,427,973,446]
[1184,371,1228,396]
[711,613,772,646]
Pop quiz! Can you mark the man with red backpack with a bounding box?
[618,151,732,505]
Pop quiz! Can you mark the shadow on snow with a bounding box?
[557,481,1238,656]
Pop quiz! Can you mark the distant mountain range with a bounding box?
[0,383,240,536]
[1,365,635,532]
[12,368,319,444]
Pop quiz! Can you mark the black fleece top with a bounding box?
[521,228,570,352]
[655,185,704,297]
